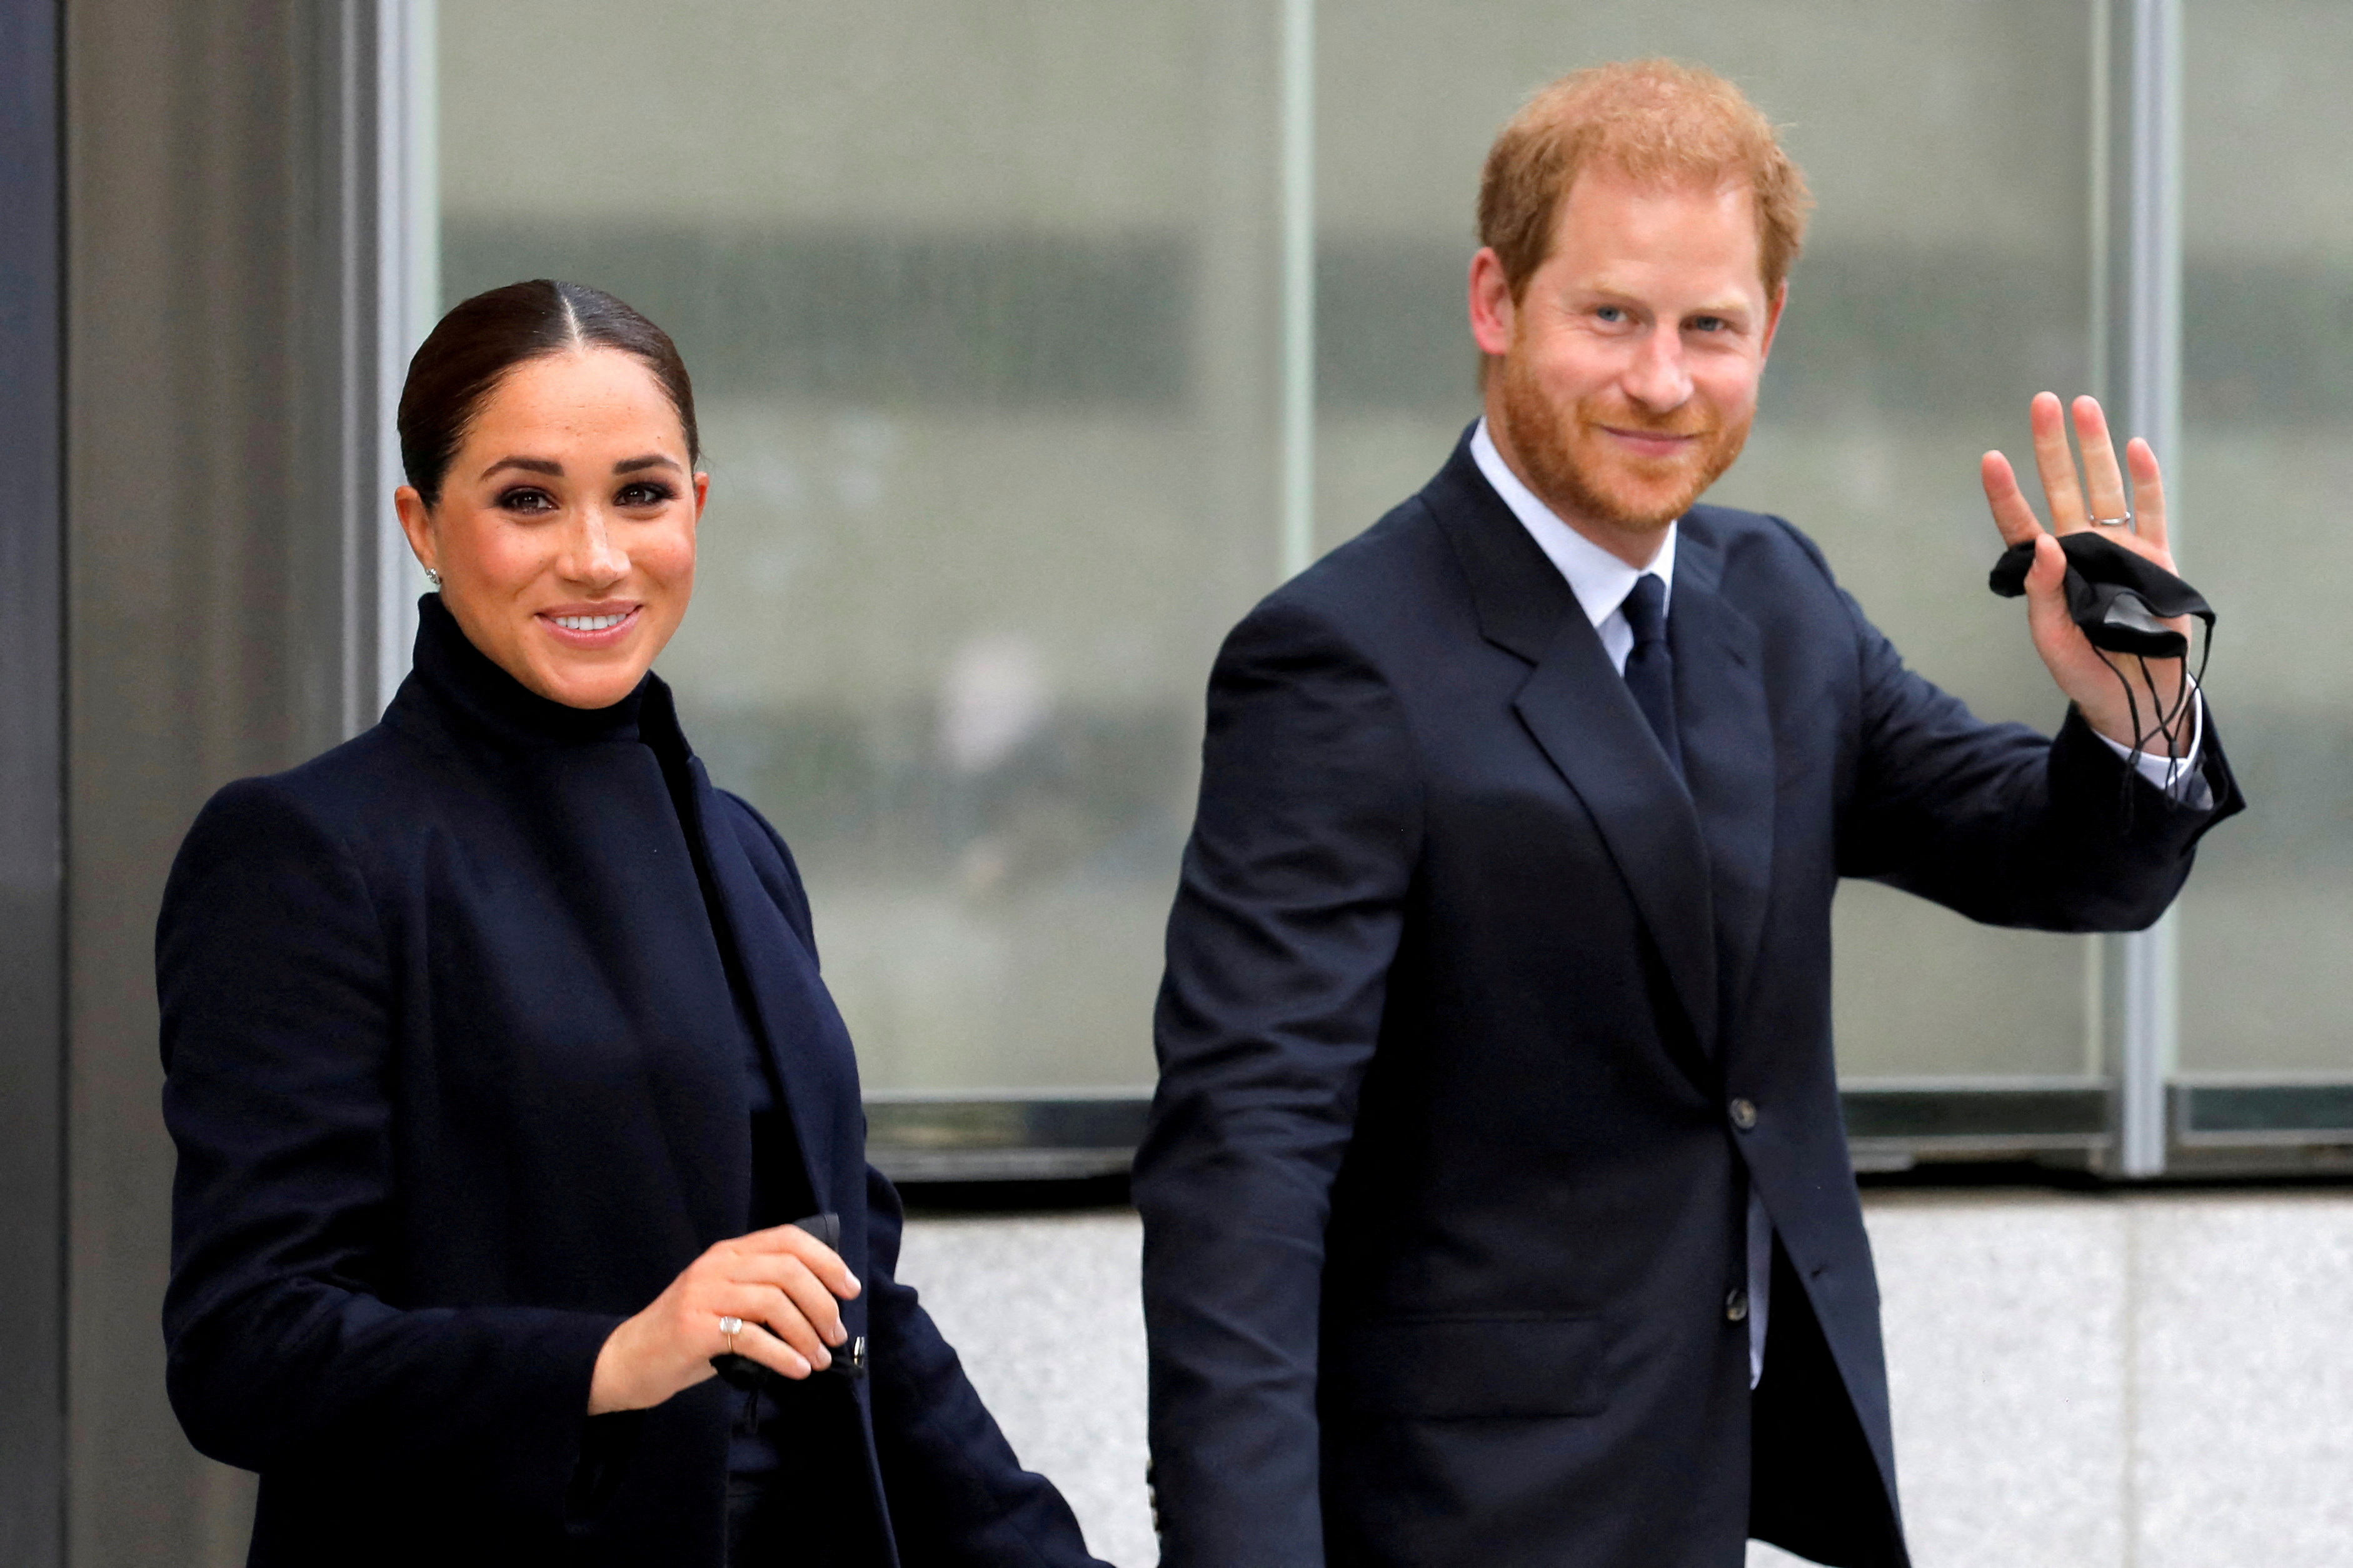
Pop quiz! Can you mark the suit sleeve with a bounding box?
[157,778,621,1522]
[1132,598,1424,1568]
[1826,562,2244,929]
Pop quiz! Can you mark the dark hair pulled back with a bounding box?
[397,279,700,506]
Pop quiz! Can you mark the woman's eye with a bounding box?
[496,487,557,514]
[617,482,676,508]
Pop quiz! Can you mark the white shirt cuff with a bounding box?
[2095,686,2210,809]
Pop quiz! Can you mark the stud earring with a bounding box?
[424,566,442,591]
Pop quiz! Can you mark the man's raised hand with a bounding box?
[1980,391,2194,756]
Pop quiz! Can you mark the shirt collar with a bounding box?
[1470,417,1676,627]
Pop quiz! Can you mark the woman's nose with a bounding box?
[566,512,630,586]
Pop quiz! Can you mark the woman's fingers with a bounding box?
[2029,391,2088,534]
[726,1315,816,1382]
[2126,437,2172,561]
[732,1222,863,1299]
[2072,396,2132,524]
[724,1253,848,1346]
[1980,451,2045,547]
[718,1279,835,1369]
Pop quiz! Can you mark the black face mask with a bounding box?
[1987,531,2213,659]
[1989,531,2214,788]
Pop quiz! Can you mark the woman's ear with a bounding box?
[393,485,436,576]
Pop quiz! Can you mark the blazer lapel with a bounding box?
[660,742,841,1219]
[1669,526,1775,1026]
[1426,436,1721,1058]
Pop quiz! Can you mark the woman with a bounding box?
[158,280,1106,1567]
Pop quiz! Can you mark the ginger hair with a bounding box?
[1477,59,1812,302]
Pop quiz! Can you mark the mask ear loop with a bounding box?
[2165,618,2214,796]
[2092,643,2147,829]
[2124,615,2212,799]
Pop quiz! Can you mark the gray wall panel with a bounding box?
[64,2,386,1561]
[1,1,65,1563]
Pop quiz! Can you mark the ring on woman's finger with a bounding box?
[718,1315,743,1354]
[2089,511,2132,528]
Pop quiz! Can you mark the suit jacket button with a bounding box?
[1729,1097,1758,1131]
[1725,1288,1749,1322]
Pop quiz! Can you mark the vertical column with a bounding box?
[376,0,438,716]
[0,3,65,1564]
[2100,0,2183,1179]
[64,2,399,1558]
[1277,0,1314,579]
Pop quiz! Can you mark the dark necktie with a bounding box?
[1619,572,1683,781]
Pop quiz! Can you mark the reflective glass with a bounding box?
[1313,1,2102,1079]
[2177,1,2353,1077]
[439,1,1284,1094]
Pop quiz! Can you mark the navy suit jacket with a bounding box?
[1135,436,2240,1568]
[158,598,1103,1567]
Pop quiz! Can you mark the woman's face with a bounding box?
[394,347,708,709]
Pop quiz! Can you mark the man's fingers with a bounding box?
[2072,396,2131,522]
[2029,391,2088,534]
[2020,534,2077,649]
[2126,437,2172,558]
[1980,451,2045,546]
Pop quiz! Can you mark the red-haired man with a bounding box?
[1138,59,2237,1568]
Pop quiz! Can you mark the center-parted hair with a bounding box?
[1478,59,1813,302]
[397,279,700,506]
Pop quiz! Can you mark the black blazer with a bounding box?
[1135,436,2240,1568]
[159,599,1103,1568]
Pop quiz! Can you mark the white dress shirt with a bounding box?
[1468,419,2205,1387]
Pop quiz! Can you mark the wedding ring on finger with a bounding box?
[2089,511,2133,528]
[718,1315,743,1354]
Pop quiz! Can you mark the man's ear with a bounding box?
[1468,247,1517,357]
[1758,279,1789,362]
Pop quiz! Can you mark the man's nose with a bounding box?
[1621,331,1694,412]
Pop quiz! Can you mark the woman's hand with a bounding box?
[587,1221,862,1415]
[1980,391,2194,755]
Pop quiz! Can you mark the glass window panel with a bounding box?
[2177,0,2353,1077]
[1313,1,2101,1080]
[439,1,1284,1094]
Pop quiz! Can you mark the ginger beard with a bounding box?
[1491,325,1754,539]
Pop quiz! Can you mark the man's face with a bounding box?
[1471,167,1784,564]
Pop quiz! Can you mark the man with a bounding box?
[1135,59,2239,1568]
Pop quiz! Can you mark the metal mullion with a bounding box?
[375,0,437,720]
[1277,0,1314,580]
[2101,0,2184,1179]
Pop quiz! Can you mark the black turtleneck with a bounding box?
[414,597,811,1482]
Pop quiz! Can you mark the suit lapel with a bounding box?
[1426,436,1721,1058]
[1670,526,1775,1026]
[1513,629,1721,1057]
